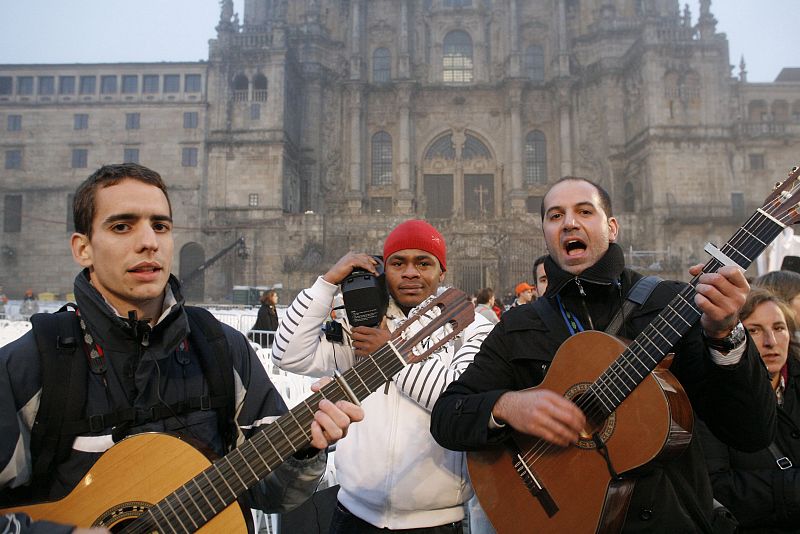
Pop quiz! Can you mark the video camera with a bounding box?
[340,255,388,328]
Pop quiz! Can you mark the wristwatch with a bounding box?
[702,321,746,352]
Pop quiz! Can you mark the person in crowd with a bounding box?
[532,254,548,297]
[0,163,363,533]
[250,288,279,348]
[0,286,7,319]
[510,282,535,308]
[431,176,776,532]
[475,288,500,325]
[696,288,800,532]
[19,289,39,320]
[272,219,494,533]
[752,270,800,330]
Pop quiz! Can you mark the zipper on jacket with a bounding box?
[574,278,595,330]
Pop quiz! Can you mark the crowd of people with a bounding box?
[1,163,798,534]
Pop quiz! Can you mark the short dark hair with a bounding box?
[476,287,494,305]
[73,163,172,237]
[533,254,547,276]
[540,176,613,221]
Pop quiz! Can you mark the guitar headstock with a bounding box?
[390,288,475,364]
[763,165,800,226]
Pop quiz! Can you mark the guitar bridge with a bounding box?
[513,453,559,517]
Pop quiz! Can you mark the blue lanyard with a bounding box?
[556,295,585,336]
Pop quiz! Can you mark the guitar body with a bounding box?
[1,433,249,532]
[468,331,693,534]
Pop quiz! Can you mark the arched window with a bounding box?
[425,133,456,160]
[524,45,545,82]
[443,30,473,84]
[373,48,391,83]
[371,131,393,186]
[462,134,492,160]
[233,74,249,102]
[524,130,547,185]
[623,182,635,212]
[253,74,268,102]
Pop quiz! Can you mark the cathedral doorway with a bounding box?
[420,130,499,220]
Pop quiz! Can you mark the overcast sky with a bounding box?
[0,1,796,82]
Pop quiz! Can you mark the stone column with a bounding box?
[350,0,363,80]
[398,0,411,79]
[557,82,573,177]
[508,83,526,214]
[396,84,414,214]
[508,0,521,77]
[347,84,364,213]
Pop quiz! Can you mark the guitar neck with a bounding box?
[586,208,786,420]
[124,295,468,534]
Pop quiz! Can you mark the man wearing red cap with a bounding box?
[273,219,494,533]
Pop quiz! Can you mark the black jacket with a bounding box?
[253,303,279,333]
[697,355,800,532]
[431,244,776,532]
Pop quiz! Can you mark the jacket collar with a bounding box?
[73,269,186,348]
[543,242,626,297]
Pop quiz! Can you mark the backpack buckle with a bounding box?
[88,414,106,433]
[200,395,211,411]
[776,456,793,470]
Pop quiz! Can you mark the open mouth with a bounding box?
[564,239,587,256]
[128,264,162,276]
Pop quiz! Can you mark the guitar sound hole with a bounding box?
[564,386,616,449]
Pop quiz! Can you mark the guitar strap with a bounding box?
[533,275,662,337]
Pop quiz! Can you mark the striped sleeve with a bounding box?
[394,312,494,411]
[271,276,356,377]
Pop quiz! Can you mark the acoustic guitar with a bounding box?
[468,166,800,533]
[1,288,475,533]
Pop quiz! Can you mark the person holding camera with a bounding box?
[272,219,494,533]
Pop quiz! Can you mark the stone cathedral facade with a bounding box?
[1,0,799,302]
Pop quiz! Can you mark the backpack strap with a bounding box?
[184,306,237,451]
[28,307,87,499]
[605,276,663,336]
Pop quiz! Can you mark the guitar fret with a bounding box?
[722,243,751,264]
[250,439,271,471]
[606,365,625,402]
[286,407,312,442]
[739,225,767,246]
[160,497,186,534]
[213,462,238,498]
[172,489,199,531]
[350,366,370,392]
[224,455,248,491]
[153,504,176,534]
[660,308,685,334]
[263,432,284,462]
[191,478,214,518]
[202,470,226,509]
[235,447,260,481]
[181,483,207,523]
[369,354,390,381]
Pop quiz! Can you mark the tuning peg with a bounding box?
[776,181,784,190]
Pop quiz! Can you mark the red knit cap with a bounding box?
[383,220,447,271]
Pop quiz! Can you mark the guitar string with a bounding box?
[516,190,797,482]
[123,298,468,533]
